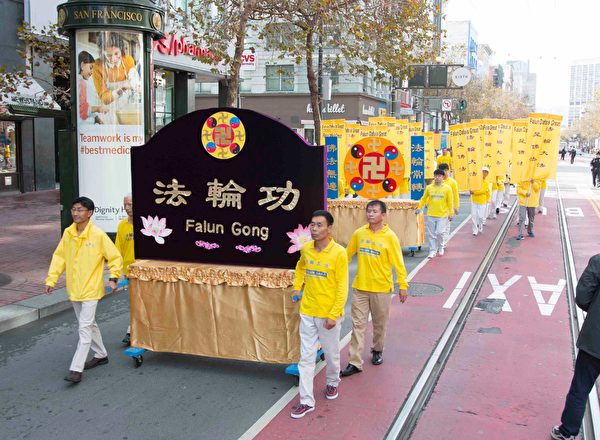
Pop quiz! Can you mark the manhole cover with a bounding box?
[0,273,12,287]
[408,282,444,297]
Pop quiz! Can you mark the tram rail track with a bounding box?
[384,200,519,440]
[557,182,600,440]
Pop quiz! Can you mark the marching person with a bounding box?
[115,193,135,346]
[291,210,348,419]
[44,197,122,383]
[551,254,600,440]
[416,169,454,258]
[590,151,600,188]
[341,200,408,377]
[438,162,459,253]
[516,179,541,240]
[470,166,491,236]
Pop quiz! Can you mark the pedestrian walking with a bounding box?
[590,151,600,188]
[494,175,505,215]
[538,178,547,214]
[44,197,122,383]
[551,254,600,440]
[516,179,541,240]
[570,148,577,164]
[290,210,348,419]
[3,144,12,169]
[470,166,491,236]
[560,148,567,160]
[341,200,408,378]
[438,162,459,253]
[416,169,454,258]
[115,193,135,346]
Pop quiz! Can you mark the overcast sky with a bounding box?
[444,0,600,121]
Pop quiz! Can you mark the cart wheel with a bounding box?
[418,246,421,251]
[134,355,143,368]
[320,352,325,361]
[293,376,300,386]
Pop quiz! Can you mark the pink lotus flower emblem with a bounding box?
[140,215,173,244]
[286,224,311,254]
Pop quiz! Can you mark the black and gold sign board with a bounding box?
[131,108,325,269]
[58,1,164,37]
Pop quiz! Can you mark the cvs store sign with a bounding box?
[241,49,256,70]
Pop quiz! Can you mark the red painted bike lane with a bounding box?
[563,195,600,277]
[254,212,509,440]
[411,199,574,439]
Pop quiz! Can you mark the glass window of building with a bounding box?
[0,121,17,173]
[154,68,175,132]
[266,65,294,92]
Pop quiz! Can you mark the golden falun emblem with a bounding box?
[343,136,405,198]
[201,111,246,160]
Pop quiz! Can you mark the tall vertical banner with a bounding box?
[465,122,483,191]
[496,121,513,179]
[511,119,529,182]
[410,135,425,200]
[423,132,436,179]
[481,119,498,173]
[76,30,145,232]
[451,124,469,191]
[526,113,563,180]
[325,135,339,199]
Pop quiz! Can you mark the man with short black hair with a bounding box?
[45,197,122,383]
[291,210,348,419]
[416,169,454,258]
[341,200,408,378]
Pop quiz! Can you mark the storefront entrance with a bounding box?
[0,120,19,191]
[154,68,175,132]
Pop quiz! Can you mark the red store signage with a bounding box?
[153,33,215,61]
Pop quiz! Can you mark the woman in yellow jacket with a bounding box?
[516,179,541,240]
[45,197,122,383]
[470,167,491,235]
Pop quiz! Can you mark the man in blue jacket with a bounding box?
[551,254,600,440]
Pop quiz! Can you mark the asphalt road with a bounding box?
[0,196,470,440]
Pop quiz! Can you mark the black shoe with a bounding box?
[64,370,82,383]
[371,351,383,365]
[84,356,109,370]
[122,333,131,346]
[340,364,362,377]
[495,207,500,214]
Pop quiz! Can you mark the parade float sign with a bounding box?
[131,108,325,269]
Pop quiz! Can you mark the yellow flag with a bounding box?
[496,120,513,179]
[480,119,497,174]
[394,119,411,166]
[423,132,436,179]
[409,122,422,137]
[533,114,563,179]
[510,119,529,182]
[466,122,483,191]
[450,123,469,191]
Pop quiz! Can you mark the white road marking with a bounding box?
[442,272,472,309]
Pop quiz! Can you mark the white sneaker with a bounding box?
[438,248,445,256]
[478,224,483,232]
[550,426,574,440]
[427,251,436,259]
[472,232,478,236]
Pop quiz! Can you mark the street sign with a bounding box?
[441,99,452,112]
[451,67,472,87]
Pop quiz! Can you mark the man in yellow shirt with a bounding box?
[115,193,135,346]
[438,163,459,254]
[516,179,541,240]
[416,169,454,258]
[44,197,122,383]
[291,210,348,419]
[470,166,491,236]
[341,200,408,378]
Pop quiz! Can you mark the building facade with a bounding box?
[568,58,600,127]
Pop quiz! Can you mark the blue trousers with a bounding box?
[559,349,600,436]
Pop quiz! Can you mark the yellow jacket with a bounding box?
[293,239,348,321]
[115,219,135,276]
[437,155,452,169]
[417,183,453,218]
[92,55,136,104]
[46,221,122,301]
[471,177,491,205]
[347,224,408,292]
[517,180,542,207]
[444,176,460,211]
[495,176,505,192]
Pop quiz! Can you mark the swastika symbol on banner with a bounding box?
[361,155,387,181]
[201,111,246,160]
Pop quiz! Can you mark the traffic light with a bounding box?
[458,98,467,111]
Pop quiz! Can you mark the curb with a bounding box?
[0,279,129,334]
